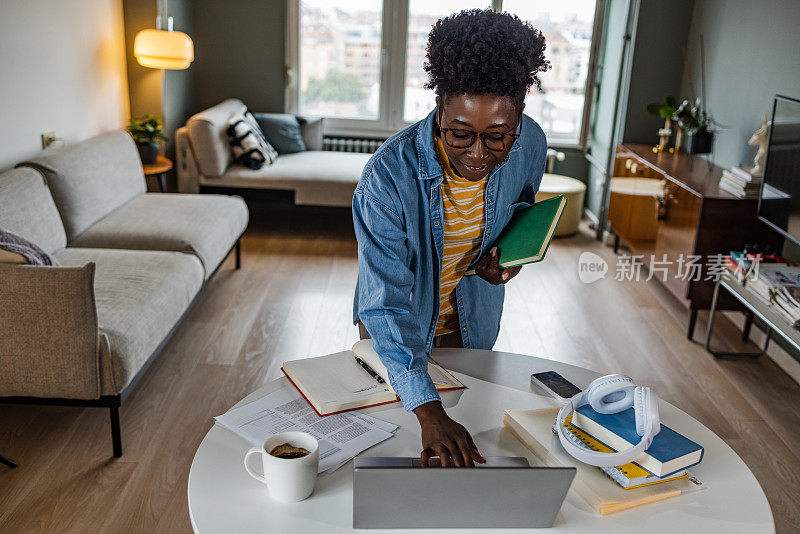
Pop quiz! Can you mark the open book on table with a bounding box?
[282,339,465,416]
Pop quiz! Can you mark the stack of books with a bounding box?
[718,166,762,198]
[561,417,688,489]
[745,264,800,329]
[504,408,707,514]
[565,404,704,489]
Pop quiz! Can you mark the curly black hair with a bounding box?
[424,9,550,111]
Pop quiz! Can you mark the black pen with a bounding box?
[355,356,385,384]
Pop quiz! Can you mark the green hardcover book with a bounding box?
[466,194,567,275]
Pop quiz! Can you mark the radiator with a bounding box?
[323,136,384,154]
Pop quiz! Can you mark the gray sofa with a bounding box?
[175,98,371,207]
[0,130,248,457]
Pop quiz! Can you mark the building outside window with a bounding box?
[288,0,599,146]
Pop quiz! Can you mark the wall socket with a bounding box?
[41,131,56,149]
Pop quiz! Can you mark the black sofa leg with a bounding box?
[687,308,698,340]
[0,454,17,469]
[109,398,122,458]
[235,239,241,270]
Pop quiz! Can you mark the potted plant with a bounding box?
[673,98,718,154]
[127,114,167,164]
[645,95,678,152]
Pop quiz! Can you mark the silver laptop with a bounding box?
[353,457,575,529]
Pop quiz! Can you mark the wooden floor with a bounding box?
[2,205,799,533]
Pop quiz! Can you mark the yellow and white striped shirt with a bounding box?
[433,137,488,335]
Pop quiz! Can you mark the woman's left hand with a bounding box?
[474,247,521,285]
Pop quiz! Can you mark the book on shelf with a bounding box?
[752,264,800,287]
[719,177,760,198]
[720,174,762,191]
[562,417,688,489]
[465,194,567,275]
[728,165,762,181]
[729,251,753,270]
[281,339,465,416]
[722,169,762,186]
[570,405,704,478]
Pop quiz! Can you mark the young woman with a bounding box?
[353,9,550,467]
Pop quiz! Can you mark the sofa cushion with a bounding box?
[187,98,246,177]
[69,193,248,278]
[0,167,67,254]
[20,130,146,242]
[227,109,278,169]
[54,248,204,394]
[254,113,306,154]
[215,150,370,207]
[0,262,98,399]
[298,116,324,151]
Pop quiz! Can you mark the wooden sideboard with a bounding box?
[610,144,782,339]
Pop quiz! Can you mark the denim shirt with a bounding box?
[352,108,547,412]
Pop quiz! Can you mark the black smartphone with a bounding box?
[530,371,582,401]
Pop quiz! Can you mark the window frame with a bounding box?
[285,0,602,148]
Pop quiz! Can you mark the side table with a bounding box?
[142,156,173,193]
[705,271,800,358]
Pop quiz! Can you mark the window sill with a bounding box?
[323,122,585,151]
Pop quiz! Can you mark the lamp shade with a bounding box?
[134,28,194,70]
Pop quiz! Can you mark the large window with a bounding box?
[298,0,383,119]
[502,0,597,145]
[287,0,600,145]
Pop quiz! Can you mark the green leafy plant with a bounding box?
[645,95,678,120]
[127,114,167,146]
[673,98,723,134]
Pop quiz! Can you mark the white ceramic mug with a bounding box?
[244,431,319,502]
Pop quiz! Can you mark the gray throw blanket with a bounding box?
[0,228,59,266]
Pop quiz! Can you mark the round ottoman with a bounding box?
[535,173,586,236]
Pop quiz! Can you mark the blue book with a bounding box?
[571,405,704,477]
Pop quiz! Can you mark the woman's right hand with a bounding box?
[474,247,522,285]
[413,401,485,467]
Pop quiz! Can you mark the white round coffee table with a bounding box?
[188,349,773,533]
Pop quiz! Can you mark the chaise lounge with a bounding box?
[175,98,372,207]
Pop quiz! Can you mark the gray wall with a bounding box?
[679,0,800,170]
[164,0,195,160]
[122,0,162,123]
[0,0,130,171]
[192,0,286,113]
[122,0,193,191]
[623,0,695,145]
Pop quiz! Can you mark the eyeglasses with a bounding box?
[438,109,522,152]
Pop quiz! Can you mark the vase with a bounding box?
[687,131,714,154]
[137,143,158,164]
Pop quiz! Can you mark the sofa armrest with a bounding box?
[298,116,325,151]
[176,126,201,193]
[0,263,100,399]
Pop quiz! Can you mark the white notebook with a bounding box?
[282,340,465,416]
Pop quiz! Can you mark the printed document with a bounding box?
[214,385,397,474]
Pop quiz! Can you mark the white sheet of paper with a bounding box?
[214,386,396,474]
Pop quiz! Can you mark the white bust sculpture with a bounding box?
[748,115,770,175]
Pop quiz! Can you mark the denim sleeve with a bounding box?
[352,191,440,413]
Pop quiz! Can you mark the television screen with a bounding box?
[758,95,800,246]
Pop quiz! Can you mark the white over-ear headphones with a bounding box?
[555,374,661,467]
